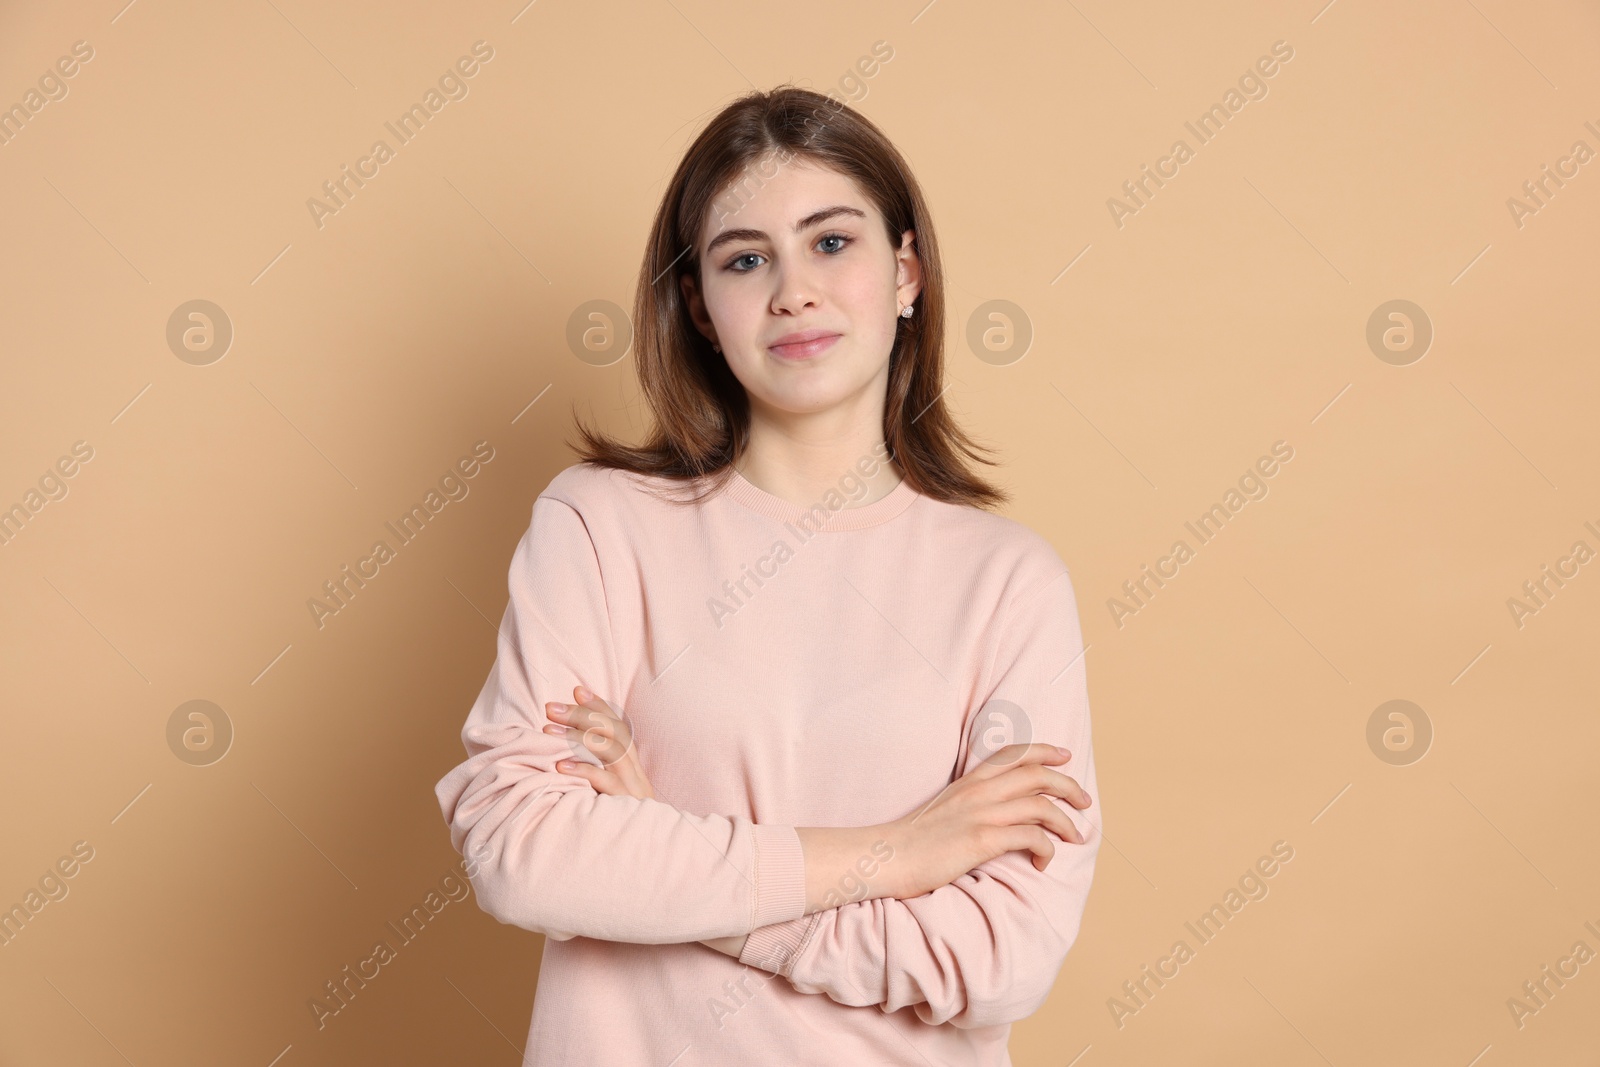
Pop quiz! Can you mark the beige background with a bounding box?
[2,0,1598,1063]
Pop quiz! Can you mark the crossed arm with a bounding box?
[434,495,1102,1029]
[546,677,1100,1031]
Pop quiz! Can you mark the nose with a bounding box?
[769,253,821,316]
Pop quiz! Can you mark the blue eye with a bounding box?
[723,232,854,273]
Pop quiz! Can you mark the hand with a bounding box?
[873,743,1092,901]
[543,685,656,800]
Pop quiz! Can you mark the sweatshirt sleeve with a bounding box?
[736,564,1102,1029]
[434,490,808,943]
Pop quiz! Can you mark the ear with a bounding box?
[895,228,922,311]
[679,271,719,347]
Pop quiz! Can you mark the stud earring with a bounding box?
[899,304,914,318]
[712,341,721,353]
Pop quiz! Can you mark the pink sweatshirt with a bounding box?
[433,461,1101,1065]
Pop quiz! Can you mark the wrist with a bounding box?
[795,824,901,912]
[699,933,747,957]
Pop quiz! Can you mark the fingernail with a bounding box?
[575,685,593,701]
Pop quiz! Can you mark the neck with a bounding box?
[736,393,902,511]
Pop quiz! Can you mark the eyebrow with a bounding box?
[704,205,868,258]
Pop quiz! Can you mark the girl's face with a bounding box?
[680,157,920,424]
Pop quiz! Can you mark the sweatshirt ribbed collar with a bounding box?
[721,468,919,531]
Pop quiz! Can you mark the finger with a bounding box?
[1038,769,1091,809]
[558,745,652,801]
[969,743,1070,779]
[566,700,639,758]
[991,796,1086,844]
[555,758,629,796]
[545,701,595,731]
[572,687,622,723]
[989,766,1092,809]
[993,824,1057,870]
[544,719,616,755]
[551,698,617,733]
[577,724,632,768]
[545,718,632,772]
[554,700,629,752]
[550,694,622,730]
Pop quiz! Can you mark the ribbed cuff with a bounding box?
[740,912,822,977]
[750,823,807,927]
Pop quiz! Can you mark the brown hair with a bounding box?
[569,84,1007,510]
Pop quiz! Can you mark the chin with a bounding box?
[743,360,882,413]
[755,381,854,415]
[768,393,848,416]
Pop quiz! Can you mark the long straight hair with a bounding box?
[569,84,1007,510]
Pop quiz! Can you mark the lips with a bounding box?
[767,330,842,359]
